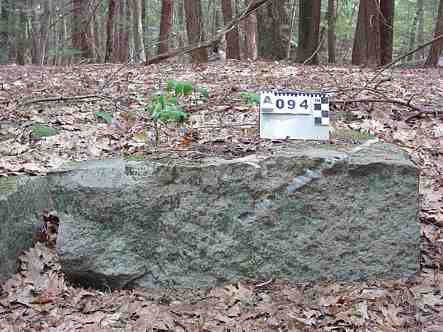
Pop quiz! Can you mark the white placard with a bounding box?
[260,91,330,140]
[261,92,313,114]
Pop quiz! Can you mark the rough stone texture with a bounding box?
[0,176,52,283]
[46,141,419,289]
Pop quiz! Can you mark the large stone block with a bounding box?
[47,141,419,289]
[0,176,52,283]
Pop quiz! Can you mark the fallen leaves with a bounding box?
[1,61,443,331]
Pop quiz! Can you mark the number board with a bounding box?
[260,91,331,140]
[261,92,321,114]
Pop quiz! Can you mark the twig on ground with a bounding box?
[17,94,102,108]
[333,98,424,112]
[404,109,443,123]
[16,94,126,112]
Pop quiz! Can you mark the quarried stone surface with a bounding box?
[46,141,419,289]
[0,176,52,283]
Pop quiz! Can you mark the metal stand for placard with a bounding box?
[259,91,330,140]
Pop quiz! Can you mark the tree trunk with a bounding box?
[114,1,127,62]
[38,0,50,65]
[91,6,100,62]
[184,0,208,63]
[257,0,288,60]
[105,0,116,62]
[211,0,221,37]
[352,0,381,67]
[415,0,425,60]
[72,0,92,59]
[130,0,146,62]
[222,0,241,59]
[407,1,420,61]
[158,0,173,55]
[30,0,40,65]
[380,0,394,65]
[327,0,336,63]
[425,0,443,66]
[244,0,257,60]
[296,0,321,64]
[0,0,9,63]
[351,0,366,65]
[16,0,27,65]
[6,0,16,62]
[176,1,185,48]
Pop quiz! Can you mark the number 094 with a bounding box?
[275,98,309,111]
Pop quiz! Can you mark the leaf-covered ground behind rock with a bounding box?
[0,62,442,331]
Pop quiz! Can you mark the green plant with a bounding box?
[166,80,209,99]
[240,91,260,105]
[142,80,208,146]
[146,94,188,123]
[166,80,193,95]
[95,111,113,124]
[31,124,59,138]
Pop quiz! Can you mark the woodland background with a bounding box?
[0,0,442,67]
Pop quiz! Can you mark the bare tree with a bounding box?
[130,0,146,62]
[296,0,321,64]
[0,0,8,63]
[158,0,173,55]
[15,0,27,65]
[72,0,92,59]
[257,0,288,60]
[425,0,443,66]
[222,0,241,59]
[352,0,381,67]
[244,0,257,60]
[327,0,336,63]
[105,0,116,62]
[416,0,425,60]
[115,1,129,62]
[380,0,394,65]
[184,0,208,62]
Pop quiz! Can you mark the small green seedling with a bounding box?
[95,111,113,124]
[31,124,59,138]
[167,80,193,95]
[146,94,188,123]
[166,80,209,99]
[240,91,260,105]
[142,80,208,146]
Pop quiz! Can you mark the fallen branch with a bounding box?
[145,0,272,65]
[333,98,423,112]
[404,109,443,123]
[15,94,125,110]
[372,33,443,81]
[16,94,104,108]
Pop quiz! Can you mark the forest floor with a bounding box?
[0,61,442,331]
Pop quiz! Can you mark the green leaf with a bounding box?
[175,82,193,95]
[95,111,113,124]
[166,80,194,96]
[157,109,188,123]
[166,80,178,92]
[197,86,209,98]
[240,92,260,105]
[168,95,178,105]
[31,125,59,138]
